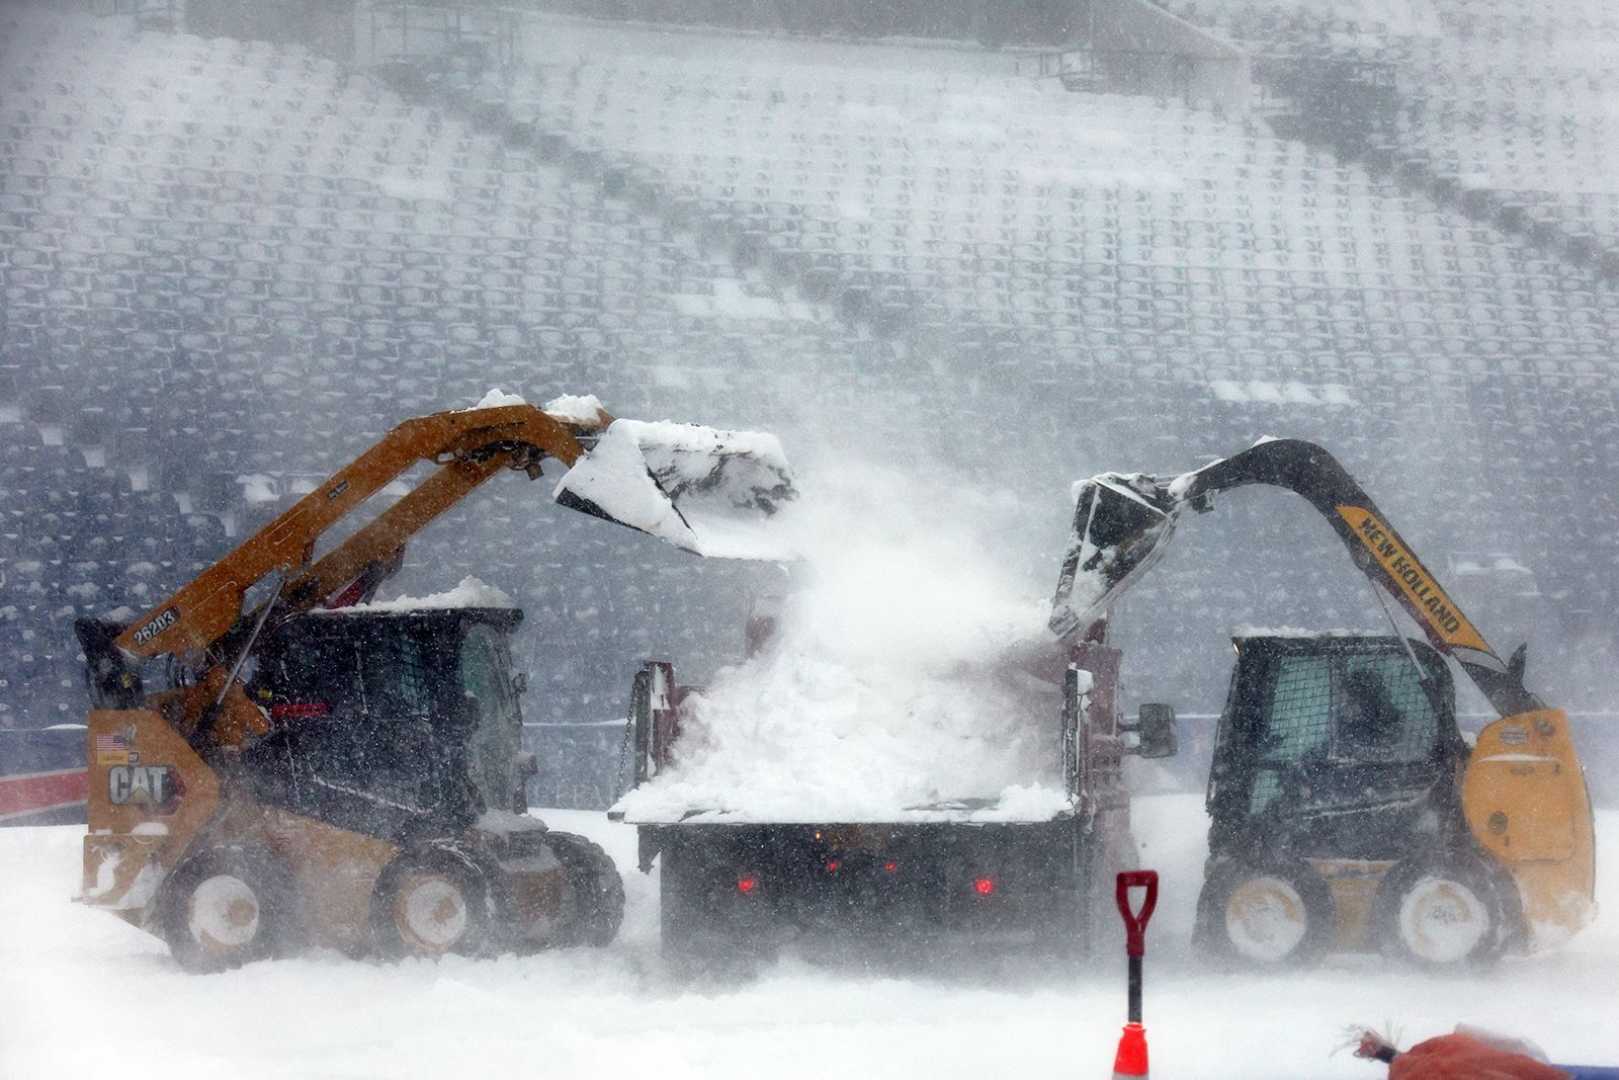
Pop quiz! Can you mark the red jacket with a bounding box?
[1391,1033,1570,1080]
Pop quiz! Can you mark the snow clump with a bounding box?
[614,463,1071,823]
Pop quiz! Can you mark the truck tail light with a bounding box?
[736,874,759,895]
[973,876,996,896]
[270,701,330,721]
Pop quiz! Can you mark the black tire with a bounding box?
[370,843,498,960]
[1372,854,1515,969]
[158,845,298,974]
[1195,857,1336,968]
[548,831,626,948]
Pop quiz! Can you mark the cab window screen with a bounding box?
[1333,653,1438,763]
[1262,655,1334,762]
[263,629,441,816]
[356,633,431,719]
[1248,655,1333,815]
[461,625,519,811]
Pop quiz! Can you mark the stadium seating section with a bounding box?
[1152,0,1619,259]
[3,5,1617,785]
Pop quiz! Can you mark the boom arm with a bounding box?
[1051,438,1541,718]
[115,399,798,669]
[117,404,603,661]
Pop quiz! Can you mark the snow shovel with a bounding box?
[1113,870,1159,1080]
[554,416,798,560]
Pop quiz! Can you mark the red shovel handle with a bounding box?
[1116,870,1158,957]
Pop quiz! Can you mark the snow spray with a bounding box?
[1112,870,1158,1080]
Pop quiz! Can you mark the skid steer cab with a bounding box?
[78,606,622,972]
[1194,634,1594,969]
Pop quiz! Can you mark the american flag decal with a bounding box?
[93,728,134,752]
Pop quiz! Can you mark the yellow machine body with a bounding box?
[83,708,221,924]
[1462,708,1597,945]
[82,709,575,953]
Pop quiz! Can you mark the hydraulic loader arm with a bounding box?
[116,403,606,662]
[1052,438,1540,718]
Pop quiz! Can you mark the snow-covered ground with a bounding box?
[2,796,1614,1078]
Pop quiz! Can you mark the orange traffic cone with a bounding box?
[1112,1021,1149,1078]
[1112,871,1158,1079]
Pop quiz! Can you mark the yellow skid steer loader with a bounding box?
[78,397,795,971]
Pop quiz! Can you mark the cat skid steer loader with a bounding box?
[1050,438,1595,967]
[76,397,795,971]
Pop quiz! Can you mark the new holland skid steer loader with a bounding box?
[76,397,795,971]
[1049,438,1595,968]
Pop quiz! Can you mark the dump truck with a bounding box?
[616,622,1178,971]
[77,396,795,971]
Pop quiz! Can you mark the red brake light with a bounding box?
[271,702,330,721]
[883,860,898,874]
[824,859,841,874]
[736,875,758,895]
[973,876,996,896]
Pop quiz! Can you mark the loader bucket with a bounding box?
[1049,473,1179,638]
[554,419,798,559]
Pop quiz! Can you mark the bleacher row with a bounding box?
[2,5,1618,732]
[1151,0,1619,259]
[493,43,1618,546]
[506,51,1619,371]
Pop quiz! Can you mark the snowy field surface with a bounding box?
[3,796,1616,1079]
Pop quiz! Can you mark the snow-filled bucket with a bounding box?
[1049,473,1179,638]
[553,418,798,560]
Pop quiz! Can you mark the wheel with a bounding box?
[547,831,625,948]
[371,844,497,960]
[1196,857,1335,968]
[158,845,298,973]
[1373,855,1514,968]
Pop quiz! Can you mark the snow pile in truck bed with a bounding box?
[614,466,1070,823]
[319,576,515,613]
